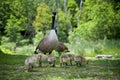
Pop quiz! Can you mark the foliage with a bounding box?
[5,15,26,42]
[57,9,72,42]
[15,45,34,55]
[0,0,120,56]
[74,0,120,40]
[33,3,51,34]
[0,36,16,54]
[0,46,13,54]
[68,32,120,57]
[19,39,30,46]
[67,0,120,56]
[33,31,44,46]
[67,0,79,28]
[0,0,11,33]
[0,0,39,43]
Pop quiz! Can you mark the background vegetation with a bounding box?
[0,0,120,57]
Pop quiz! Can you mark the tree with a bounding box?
[74,0,120,40]
[77,0,83,26]
[67,0,79,28]
[0,0,40,44]
[0,0,12,36]
[5,14,26,43]
[57,9,71,42]
[33,3,51,35]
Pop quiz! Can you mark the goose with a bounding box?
[34,12,58,55]
[60,53,74,67]
[55,41,69,56]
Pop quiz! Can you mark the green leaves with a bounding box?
[0,0,120,47]
[33,3,51,33]
[5,14,26,42]
[73,0,120,40]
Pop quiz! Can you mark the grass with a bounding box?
[0,53,120,80]
[68,39,120,57]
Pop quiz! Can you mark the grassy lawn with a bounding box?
[0,53,120,80]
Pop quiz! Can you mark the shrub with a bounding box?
[33,31,43,46]
[15,45,34,55]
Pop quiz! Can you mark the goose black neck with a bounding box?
[51,16,55,29]
[51,12,56,30]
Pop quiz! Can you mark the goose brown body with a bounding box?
[55,42,69,56]
[60,53,74,67]
[74,55,88,66]
[55,42,68,52]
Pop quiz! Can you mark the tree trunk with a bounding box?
[77,0,83,26]
[55,0,60,33]
[64,0,67,18]
[64,0,72,31]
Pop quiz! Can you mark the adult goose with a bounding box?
[34,12,58,55]
[55,41,69,56]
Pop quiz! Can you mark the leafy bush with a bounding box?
[33,3,51,32]
[0,46,13,54]
[5,14,26,42]
[75,0,120,40]
[18,39,30,46]
[1,36,16,53]
[33,31,43,46]
[15,45,34,55]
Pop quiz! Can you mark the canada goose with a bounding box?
[34,12,58,55]
[74,55,88,66]
[25,54,41,72]
[74,55,83,66]
[37,53,48,67]
[60,53,74,67]
[66,53,75,66]
[55,41,69,56]
[60,54,69,67]
[47,55,56,67]
[37,54,56,67]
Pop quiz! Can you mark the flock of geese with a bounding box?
[25,12,88,72]
[34,12,69,56]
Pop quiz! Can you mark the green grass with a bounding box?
[68,39,120,58]
[0,53,120,80]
